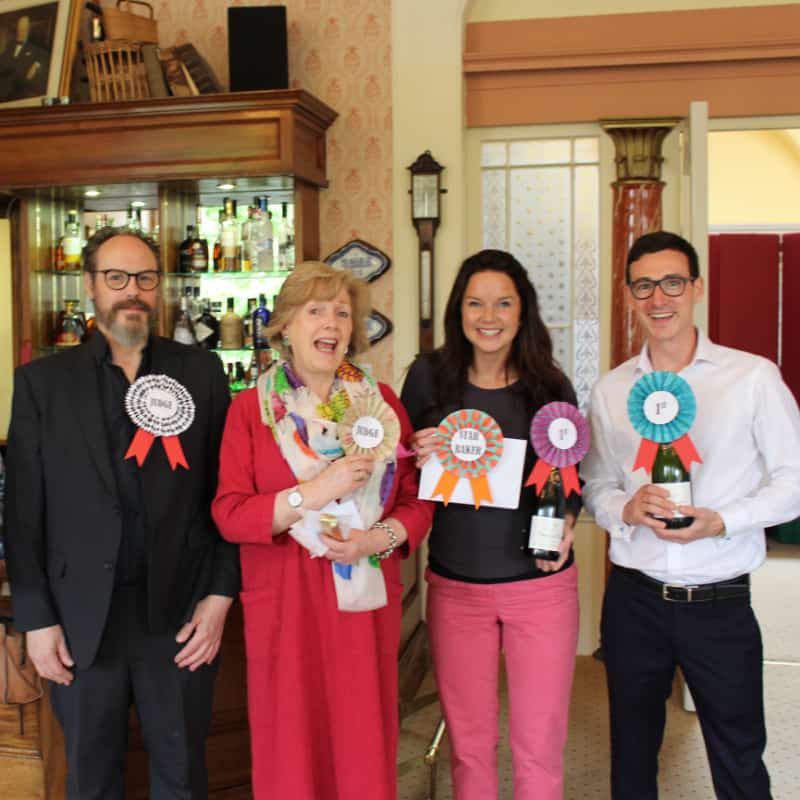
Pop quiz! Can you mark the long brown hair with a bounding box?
[425,249,570,409]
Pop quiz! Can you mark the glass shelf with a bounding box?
[169,270,292,280]
[35,269,83,276]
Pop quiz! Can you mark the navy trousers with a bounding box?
[601,566,771,800]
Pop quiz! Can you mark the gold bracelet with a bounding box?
[371,521,398,560]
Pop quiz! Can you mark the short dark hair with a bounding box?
[625,231,700,283]
[82,227,161,274]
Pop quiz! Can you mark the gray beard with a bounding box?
[96,306,157,349]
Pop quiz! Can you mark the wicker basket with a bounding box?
[103,0,158,44]
[84,40,150,102]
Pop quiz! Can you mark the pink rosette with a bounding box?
[526,401,590,497]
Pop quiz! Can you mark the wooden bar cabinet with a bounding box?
[0,89,337,799]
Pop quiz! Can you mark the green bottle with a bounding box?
[651,443,693,529]
[528,467,566,561]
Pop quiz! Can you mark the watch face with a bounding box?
[288,489,303,508]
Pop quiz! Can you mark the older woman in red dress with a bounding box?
[212,262,432,799]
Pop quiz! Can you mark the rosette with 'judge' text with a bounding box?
[124,375,195,471]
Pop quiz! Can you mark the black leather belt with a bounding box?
[614,565,750,603]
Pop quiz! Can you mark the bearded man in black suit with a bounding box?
[5,228,240,799]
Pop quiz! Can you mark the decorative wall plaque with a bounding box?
[325,239,391,283]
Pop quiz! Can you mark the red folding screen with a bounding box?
[709,234,780,363]
[782,233,800,404]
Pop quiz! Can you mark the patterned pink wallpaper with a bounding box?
[104,0,395,380]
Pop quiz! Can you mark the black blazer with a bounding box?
[4,336,240,669]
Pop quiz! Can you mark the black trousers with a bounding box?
[601,567,771,800]
[50,584,218,800]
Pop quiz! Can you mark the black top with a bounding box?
[401,353,581,583]
[90,330,152,587]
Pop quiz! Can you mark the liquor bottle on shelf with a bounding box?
[213,209,223,272]
[219,297,244,349]
[651,443,694,529]
[226,362,235,388]
[173,295,198,346]
[242,297,257,348]
[527,467,566,562]
[126,202,143,232]
[252,293,271,351]
[178,225,196,273]
[190,207,209,272]
[56,209,82,271]
[240,204,254,272]
[230,361,248,394]
[195,299,220,350]
[220,197,241,273]
[276,202,292,269]
[53,299,87,347]
[251,196,274,272]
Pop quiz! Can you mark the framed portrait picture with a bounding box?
[0,0,81,108]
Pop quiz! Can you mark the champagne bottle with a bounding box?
[219,297,244,349]
[527,467,566,562]
[651,443,694,529]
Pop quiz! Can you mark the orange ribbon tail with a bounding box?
[125,429,155,466]
[560,465,581,497]
[632,439,659,473]
[525,459,553,494]
[432,470,459,506]
[162,435,189,471]
[470,474,493,509]
[673,434,703,471]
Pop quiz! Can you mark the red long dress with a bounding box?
[212,384,433,800]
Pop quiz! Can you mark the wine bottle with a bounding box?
[651,443,694,529]
[528,467,566,562]
[219,297,244,349]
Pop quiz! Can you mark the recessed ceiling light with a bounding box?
[217,182,235,191]
[84,189,101,198]
[130,200,146,208]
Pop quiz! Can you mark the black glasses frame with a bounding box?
[627,275,695,300]
[91,269,162,291]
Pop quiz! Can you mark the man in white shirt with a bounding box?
[582,231,800,799]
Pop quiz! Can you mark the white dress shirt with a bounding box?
[581,329,800,585]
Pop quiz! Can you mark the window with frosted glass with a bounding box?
[480,138,600,411]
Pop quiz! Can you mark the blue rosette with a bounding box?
[627,371,702,473]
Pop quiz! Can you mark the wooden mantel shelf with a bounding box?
[0,89,338,190]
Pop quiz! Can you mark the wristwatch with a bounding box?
[287,487,304,510]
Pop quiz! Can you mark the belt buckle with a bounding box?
[662,583,697,602]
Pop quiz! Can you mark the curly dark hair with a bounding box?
[425,248,570,410]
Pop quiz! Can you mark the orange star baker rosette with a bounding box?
[339,394,401,461]
[124,375,195,471]
[432,409,504,509]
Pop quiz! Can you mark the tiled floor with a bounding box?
[399,541,800,799]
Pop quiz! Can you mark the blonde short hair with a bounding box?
[265,261,371,359]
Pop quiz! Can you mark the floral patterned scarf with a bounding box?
[257,359,397,531]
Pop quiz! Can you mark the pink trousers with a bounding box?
[426,565,579,800]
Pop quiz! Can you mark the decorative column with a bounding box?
[602,120,678,367]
